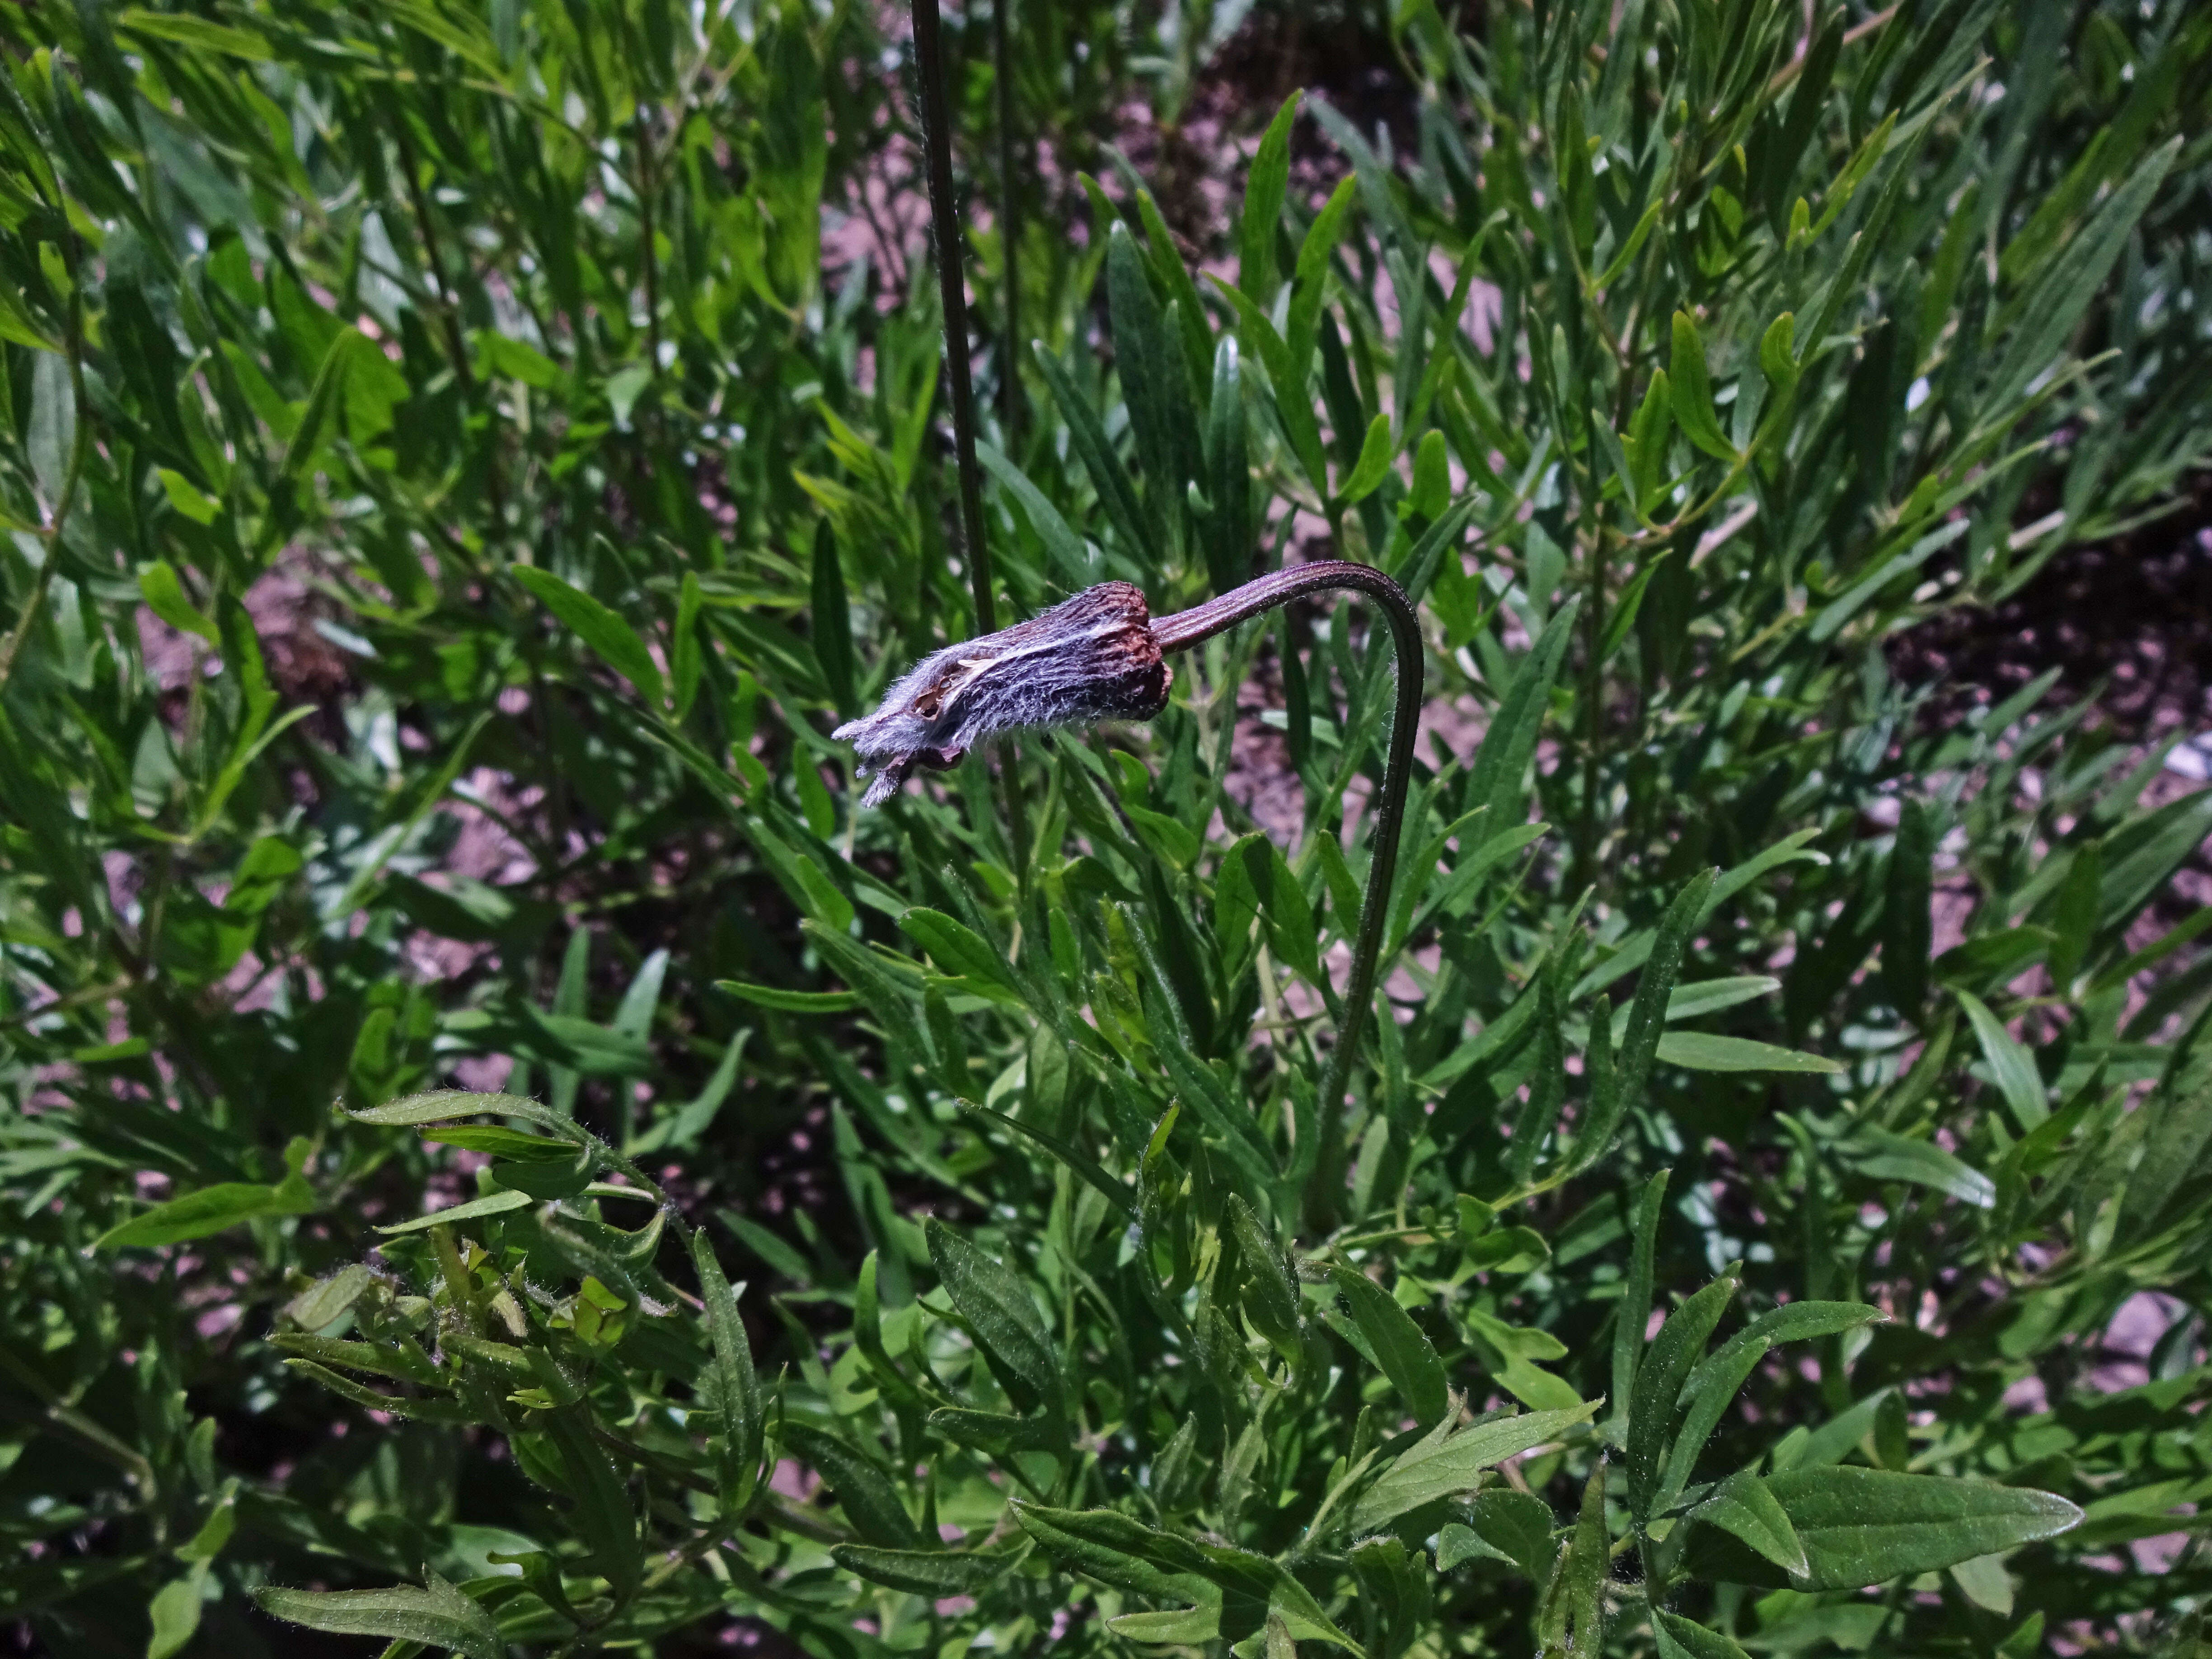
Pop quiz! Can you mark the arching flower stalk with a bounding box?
[836,561,1422,1223]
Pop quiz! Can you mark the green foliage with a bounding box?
[3,0,2210,1655]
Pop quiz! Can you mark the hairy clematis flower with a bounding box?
[832,581,1170,808]
[835,558,1422,1228]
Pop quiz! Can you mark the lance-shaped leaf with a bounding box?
[1238,92,1300,300]
[834,1545,1014,1596]
[1331,1264,1448,1427]
[1226,1195,1303,1361]
[692,1232,762,1519]
[1668,312,1738,461]
[1349,1401,1601,1532]
[254,1573,501,1659]
[1687,1471,1809,1577]
[925,1218,1063,1413]
[541,1407,642,1599]
[1687,1467,2081,1590]
[1653,1609,1755,1659]
[513,566,665,708]
[784,1424,918,1548]
[1626,1273,1737,1518]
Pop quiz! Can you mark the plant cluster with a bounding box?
[1,0,2208,1656]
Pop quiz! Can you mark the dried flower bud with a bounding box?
[834,581,1170,807]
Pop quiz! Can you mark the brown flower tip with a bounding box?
[834,582,1172,808]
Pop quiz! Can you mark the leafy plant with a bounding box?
[2,0,2208,1656]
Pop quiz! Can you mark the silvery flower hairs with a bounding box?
[833,581,1171,808]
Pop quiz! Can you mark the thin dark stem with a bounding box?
[636,105,661,378]
[993,0,1020,443]
[910,0,1028,875]
[1153,561,1422,1231]
[909,0,996,637]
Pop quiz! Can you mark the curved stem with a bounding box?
[1152,560,1423,1229]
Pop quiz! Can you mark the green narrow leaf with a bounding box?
[783,1423,919,1548]
[26,347,75,506]
[1285,178,1359,389]
[1205,337,1252,592]
[2046,842,2100,994]
[716,979,859,1013]
[1331,1264,1448,1427]
[1337,412,1395,505]
[1541,1460,1608,1659]
[1689,1471,1809,1577]
[1653,1033,1843,1074]
[286,1265,374,1331]
[1467,600,1582,832]
[1883,799,1934,1019]
[1033,343,1156,568]
[1465,1487,1559,1580]
[899,909,1022,999]
[1239,93,1301,300]
[1841,1126,1998,1208]
[832,1545,1012,1596]
[1249,835,1323,984]
[1687,1302,1883,1401]
[1958,990,2048,1129]
[1658,1337,1771,1509]
[1689,1467,2081,1590]
[96,1176,317,1251]
[347,1089,560,1128]
[1626,1273,1737,1518]
[1108,220,1197,538]
[1757,312,1799,409]
[692,1231,761,1518]
[1224,1195,1301,1358]
[1112,1605,1222,1644]
[512,566,665,709]
[138,561,218,645]
[977,438,1094,590]
[1611,1170,1669,1426]
[1987,137,2179,410]
[2120,1038,2212,1234]
[1668,312,1737,461]
[541,1407,641,1598]
[419,1125,576,1163]
[1009,1501,1198,1598]
[146,1575,207,1659]
[926,1218,1063,1411]
[1565,868,1719,1181]
[375,1190,532,1236]
[1349,1401,1600,1531]
[958,1099,1137,1223]
[1653,1608,1755,1659]
[253,1574,501,1659]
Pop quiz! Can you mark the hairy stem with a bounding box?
[993,0,1021,442]
[911,0,1028,874]
[1153,560,1423,1230]
[909,0,995,636]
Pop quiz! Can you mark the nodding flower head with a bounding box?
[833,581,1171,808]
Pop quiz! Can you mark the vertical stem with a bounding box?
[909,0,996,636]
[636,106,662,378]
[993,0,1021,443]
[1575,524,1608,892]
[912,0,1027,874]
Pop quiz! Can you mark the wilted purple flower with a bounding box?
[834,581,1170,808]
